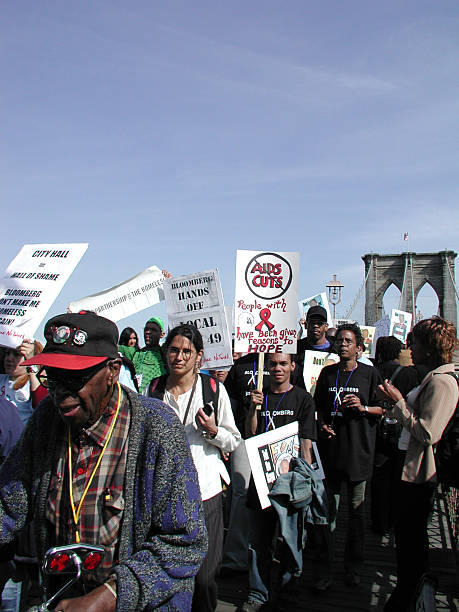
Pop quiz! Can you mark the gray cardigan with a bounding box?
[0,387,207,610]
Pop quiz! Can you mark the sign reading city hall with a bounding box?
[0,243,88,348]
[234,250,299,354]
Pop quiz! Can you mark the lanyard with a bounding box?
[332,365,357,420]
[68,382,122,544]
[181,375,198,426]
[264,387,289,432]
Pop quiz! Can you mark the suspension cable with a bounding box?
[446,256,459,300]
[344,258,373,319]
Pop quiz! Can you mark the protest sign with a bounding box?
[371,314,391,357]
[303,350,339,396]
[163,269,232,370]
[245,422,325,509]
[298,292,333,325]
[389,309,412,345]
[69,266,165,322]
[360,325,376,356]
[335,318,354,328]
[0,243,88,348]
[234,250,299,354]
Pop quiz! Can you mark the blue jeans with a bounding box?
[247,507,298,604]
[315,479,367,578]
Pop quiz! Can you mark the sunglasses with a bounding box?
[37,360,109,393]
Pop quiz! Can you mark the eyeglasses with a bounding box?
[37,360,109,393]
[166,347,195,360]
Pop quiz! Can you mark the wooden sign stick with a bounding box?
[255,352,265,410]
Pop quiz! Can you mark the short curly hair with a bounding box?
[412,317,458,364]
[335,322,364,349]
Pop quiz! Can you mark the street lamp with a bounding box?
[326,274,344,322]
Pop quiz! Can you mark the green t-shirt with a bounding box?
[119,345,168,393]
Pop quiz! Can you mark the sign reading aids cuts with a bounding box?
[235,250,299,354]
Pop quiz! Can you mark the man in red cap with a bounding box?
[0,311,206,611]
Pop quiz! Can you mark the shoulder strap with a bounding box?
[148,374,169,399]
[445,371,459,385]
[200,373,220,425]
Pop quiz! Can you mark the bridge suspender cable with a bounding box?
[344,258,373,320]
[446,257,459,301]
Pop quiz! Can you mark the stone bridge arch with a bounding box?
[362,250,457,327]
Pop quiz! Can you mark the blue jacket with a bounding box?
[268,458,328,571]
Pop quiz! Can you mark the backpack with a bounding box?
[434,371,459,488]
[148,373,220,425]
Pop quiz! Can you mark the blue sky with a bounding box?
[2,1,458,340]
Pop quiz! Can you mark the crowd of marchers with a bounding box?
[0,305,457,612]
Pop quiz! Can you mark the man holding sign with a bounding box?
[241,352,316,611]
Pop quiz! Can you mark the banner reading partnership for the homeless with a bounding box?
[234,250,299,354]
[69,266,166,322]
[163,269,232,371]
[0,243,88,348]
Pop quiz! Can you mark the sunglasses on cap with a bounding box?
[37,360,110,393]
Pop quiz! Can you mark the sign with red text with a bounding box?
[234,250,299,354]
[163,269,232,370]
[0,243,88,348]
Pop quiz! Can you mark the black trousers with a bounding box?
[192,492,223,612]
[389,479,436,609]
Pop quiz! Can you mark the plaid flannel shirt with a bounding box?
[46,386,130,583]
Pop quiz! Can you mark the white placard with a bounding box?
[245,422,325,509]
[360,325,376,356]
[0,243,88,348]
[163,269,232,370]
[389,309,412,345]
[69,266,165,322]
[303,350,339,396]
[234,250,299,354]
[334,318,354,328]
[298,292,333,326]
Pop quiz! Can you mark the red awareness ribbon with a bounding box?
[255,308,275,331]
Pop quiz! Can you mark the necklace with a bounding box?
[332,365,357,421]
[68,382,122,544]
[264,385,291,432]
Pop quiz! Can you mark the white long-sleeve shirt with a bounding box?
[163,378,241,501]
